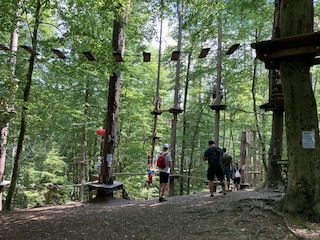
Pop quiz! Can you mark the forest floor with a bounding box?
[0,189,320,240]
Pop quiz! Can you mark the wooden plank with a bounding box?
[0,44,9,50]
[20,45,39,55]
[52,49,66,59]
[210,104,227,110]
[85,180,123,191]
[199,48,210,58]
[171,51,180,60]
[168,108,183,114]
[252,32,320,50]
[143,52,151,62]
[226,44,239,55]
[83,51,96,61]
[257,44,319,61]
[251,32,320,68]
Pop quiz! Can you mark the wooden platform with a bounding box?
[260,102,284,111]
[251,32,320,69]
[210,104,226,110]
[85,181,123,192]
[168,108,183,114]
[151,109,166,115]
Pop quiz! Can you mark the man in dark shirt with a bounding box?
[221,148,233,191]
[203,141,226,197]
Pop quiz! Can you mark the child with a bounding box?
[146,169,153,188]
[233,163,242,191]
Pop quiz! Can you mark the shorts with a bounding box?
[223,168,231,181]
[159,172,169,184]
[233,177,241,184]
[207,165,224,182]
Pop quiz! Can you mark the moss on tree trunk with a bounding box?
[277,0,320,219]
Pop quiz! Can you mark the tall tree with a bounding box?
[4,0,42,210]
[277,0,320,218]
[100,0,131,186]
[169,0,183,196]
[264,0,284,189]
[0,0,23,211]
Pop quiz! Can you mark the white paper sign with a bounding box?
[106,154,113,167]
[302,130,315,149]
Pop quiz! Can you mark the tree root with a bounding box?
[251,199,306,239]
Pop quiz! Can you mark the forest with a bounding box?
[1,0,320,217]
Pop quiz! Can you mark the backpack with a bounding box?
[157,152,167,169]
[235,167,241,178]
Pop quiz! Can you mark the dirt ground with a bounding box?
[0,189,320,240]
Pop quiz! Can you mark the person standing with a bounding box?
[146,168,153,189]
[233,163,242,191]
[203,140,226,197]
[158,143,172,202]
[221,148,233,191]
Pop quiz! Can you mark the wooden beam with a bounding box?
[209,104,227,110]
[0,44,9,50]
[226,44,240,55]
[199,48,210,58]
[143,52,151,62]
[83,51,96,61]
[171,51,180,61]
[52,49,66,59]
[20,45,39,55]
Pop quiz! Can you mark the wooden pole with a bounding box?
[169,0,183,196]
[150,3,163,169]
[213,17,223,146]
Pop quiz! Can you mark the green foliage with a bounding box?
[1,0,292,206]
[12,145,71,208]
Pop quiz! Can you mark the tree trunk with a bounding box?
[4,0,41,210]
[251,40,267,172]
[278,0,320,218]
[263,0,285,190]
[214,18,222,146]
[99,1,130,189]
[265,110,284,187]
[179,53,192,195]
[0,0,23,211]
[79,81,89,202]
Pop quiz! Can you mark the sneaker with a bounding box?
[209,194,214,198]
[223,192,227,196]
